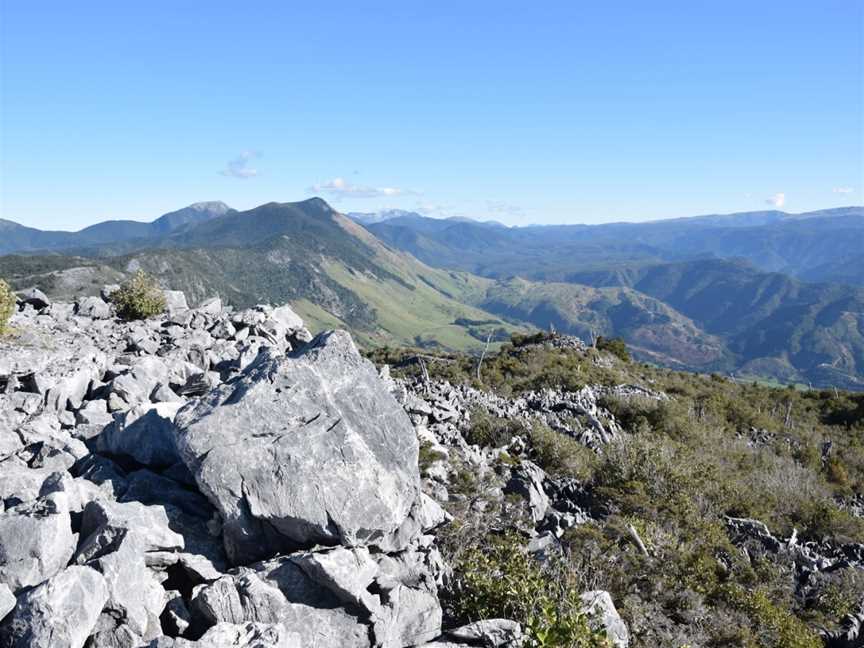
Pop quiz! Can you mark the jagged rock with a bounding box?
[174,330,421,564]
[44,347,107,412]
[375,584,442,647]
[444,619,523,647]
[75,500,184,564]
[96,402,182,468]
[153,622,301,647]
[162,591,192,637]
[75,399,114,427]
[504,461,550,524]
[109,357,172,410]
[0,584,15,621]
[196,297,223,318]
[190,559,369,647]
[0,565,109,648]
[164,291,189,316]
[580,590,629,648]
[0,492,75,593]
[291,546,378,611]
[87,536,167,638]
[76,296,112,319]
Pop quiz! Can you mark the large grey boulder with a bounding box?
[75,296,112,320]
[0,492,75,593]
[504,461,550,524]
[174,330,421,564]
[0,565,108,648]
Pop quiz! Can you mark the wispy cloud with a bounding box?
[414,201,460,218]
[221,151,260,179]
[485,200,524,218]
[833,187,854,194]
[765,192,786,208]
[309,177,418,199]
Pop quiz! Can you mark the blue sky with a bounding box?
[1,1,862,229]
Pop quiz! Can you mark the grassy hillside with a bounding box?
[474,277,731,370]
[370,337,864,647]
[0,201,523,353]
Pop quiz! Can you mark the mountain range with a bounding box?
[2,200,863,389]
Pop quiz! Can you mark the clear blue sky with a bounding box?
[1,1,862,229]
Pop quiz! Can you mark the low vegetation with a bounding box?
[0,278,14,334]
[374,334,864,646]
[444,532,611,647]
[110,270,166,320]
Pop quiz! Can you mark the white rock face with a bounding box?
[174,330,421,564]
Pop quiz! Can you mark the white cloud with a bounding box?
[221,151,260,179]
[309,177,417,199]
[833,187,854,194]
[765,192,786,208]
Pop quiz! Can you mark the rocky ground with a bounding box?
[0,289,630,648]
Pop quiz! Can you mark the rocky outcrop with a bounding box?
[174,330,421,564]
[0,291,451,647]
[0,289,631,647]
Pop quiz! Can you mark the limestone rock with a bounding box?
[580,590,629,648]
[0,565,109,648]
[96,403,182,468]
[0,584,15,622]
[0,492,75,593]
[174,330,421,564]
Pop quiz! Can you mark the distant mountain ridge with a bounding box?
[364,206,864,287]
[3,200,863,388]
[0,201,233,254]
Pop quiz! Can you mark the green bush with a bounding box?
[465,409,528,447]
[0,279,14,334]
[595,336,630,362]
[446,533,611,647]
[528,421,597,479]
[110,271,166,320]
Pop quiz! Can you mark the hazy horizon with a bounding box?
[3,198,863,233]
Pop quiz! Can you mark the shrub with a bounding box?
[445,533,611,647]
[110,271,166,320]
[464,409,528,447]
[528,421,598,479]
[595,336,630,362]
[0,279,14,334]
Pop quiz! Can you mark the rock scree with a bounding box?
[0,287,629,647]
